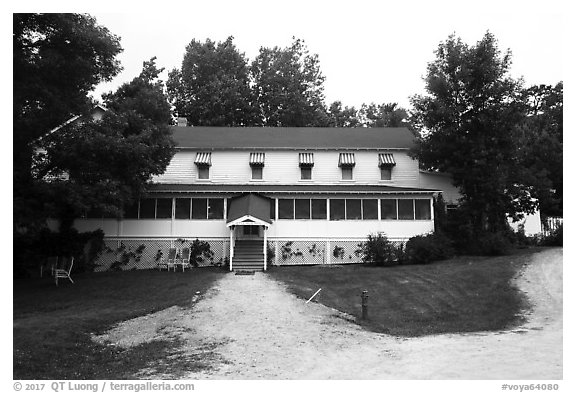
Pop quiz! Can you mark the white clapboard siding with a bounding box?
[418,171,462,204]
[151,151,196,183]
[153,150,419,186]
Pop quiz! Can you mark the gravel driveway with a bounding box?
[94,248,562,379]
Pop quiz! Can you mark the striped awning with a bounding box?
[299,153,314,167]
[378,153,396,167]
[338,153,356,167]
[194,152,212,166]
[249,152,265,167]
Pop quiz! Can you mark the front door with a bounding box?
[242,225,260,238]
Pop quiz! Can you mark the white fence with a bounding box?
[541,217,563,237]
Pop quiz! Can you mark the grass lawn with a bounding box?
[13,267,226,379]
[268,248,540,337]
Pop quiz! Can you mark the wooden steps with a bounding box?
[232,240,265,272]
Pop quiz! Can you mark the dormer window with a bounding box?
[299,153,314,180]
[249,152,265,180]
[378,153,396,181]
[338,153,355,180]
[194,152,212,179]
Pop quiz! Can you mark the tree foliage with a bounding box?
[517,82,563,216]
[358,102,408,127]
[13,14,122,162]
[410,32,531,232]
[326,101,408,127]
[166,36,258,126]
[326,101,362,127]
[167,36,412,129]
[32,58,175,228]
[14,13,123,231]
[251,38,328,126]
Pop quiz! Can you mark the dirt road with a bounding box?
[94,248,562,379]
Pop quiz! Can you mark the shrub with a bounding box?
[189,239,214,267]
[267,244,275,267]
[540,223,563,247]
[404,232,454,264]
[464,231,513,256]
[509,226,540,248]
[14,228,105,276]
[359,233,397,266]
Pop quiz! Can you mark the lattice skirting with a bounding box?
[95,238,229,272]
[268,239,406,266]
[94,238,406,271]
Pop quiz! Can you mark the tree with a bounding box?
[410,32,531,233]
[517,82,563,216]
[251,38,329,126]
[32,58,175,229]
[14,13,123,230]
[358,102,408,127]
[326,101,361,127]
[166,36,258,126]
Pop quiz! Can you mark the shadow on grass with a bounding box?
[13,267,226,379]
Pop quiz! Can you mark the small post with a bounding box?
[361,290,369,320]
[306,288,322,304]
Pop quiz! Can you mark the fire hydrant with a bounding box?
[361,290,369,320]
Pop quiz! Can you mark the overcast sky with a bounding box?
[85,0,565,110]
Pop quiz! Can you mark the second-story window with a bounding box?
[249,152,265,180]
[194,152,212,180]
[338,153,355,180]
[251,167,263,180]
[198,167,209,179]
[378,153,396,181]
[299,152,314,180]
[341,167,353,180]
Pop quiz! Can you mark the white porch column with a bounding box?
[229,226,234,271]
[263,226,268,271]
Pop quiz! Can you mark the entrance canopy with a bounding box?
[226,193,273,228]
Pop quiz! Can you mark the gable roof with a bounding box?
[226,193,272,225]
[169,127,415,150]
[36,105,108,143]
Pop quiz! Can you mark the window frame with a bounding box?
[295,199,311,220]
[380,199,398,220]
[251,166,263,180]
[191,198,208,220]
[414,199,432,220]
[345,199,362,220]
[329,199,346,221]
[397,199,415,220]
[198,166,210,180]
[380,166,392,181]
[155,198,173,219]
[208,198,225,220]
[278,199,295,219]
[311,199,327,220]
[362,199,379,220]
[175,198,192,219]
[341,167,353,180]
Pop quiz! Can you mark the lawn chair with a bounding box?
[54,256,74,286]
[177,247,191,272]
[40,256,58,277]
[158,248,177,271]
